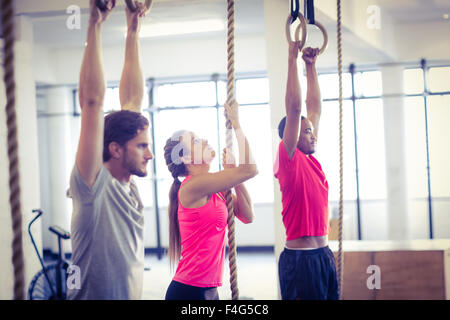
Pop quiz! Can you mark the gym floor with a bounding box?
[142,251,279,300]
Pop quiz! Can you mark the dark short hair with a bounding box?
[103,110,149,162]
[278,115,306,139]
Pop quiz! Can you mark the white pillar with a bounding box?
[42,86,73,253]
[264,0,290,299]
[0,16,41,299]
[381,65,410,240]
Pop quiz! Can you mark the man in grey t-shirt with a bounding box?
[68,0,153,299]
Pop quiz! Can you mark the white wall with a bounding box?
[38,34,267,85]
[395,20,450,61]
[33,45,57,84]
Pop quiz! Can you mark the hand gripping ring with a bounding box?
[95,0,153,13]
[95,0,109,11]
[125,0,153,13]
[285,13,307,51]
[309,19,328,55]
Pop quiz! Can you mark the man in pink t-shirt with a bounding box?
[274,42,338,300]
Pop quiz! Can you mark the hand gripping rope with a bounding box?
[1,0,26,300]
[336,0,345,300]
[225,0,239,301]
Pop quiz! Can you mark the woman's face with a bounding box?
[181,131,215,165]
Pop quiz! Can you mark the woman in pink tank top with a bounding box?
[163,101,258,300]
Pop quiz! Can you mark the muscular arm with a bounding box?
[76,1,115,187]
[303,48,321,139]
[283,41,302,158]
[119,4,146,112]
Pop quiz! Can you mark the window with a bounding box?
[236,78,270,105]
[428,95,450,238]
[354,71,382,97]
[404,68,424,95]
[402,65,450,239]
[218,104,274,203]
[318,73,352,100]
[316,100,357,202]
[103,87,121,112]
[154,81,216,107]
[404,97,429,200]
[153,77,273,206]
[355,99,386,200]
[428,67,450,92]
[217,81,227,106]
[74,85,148,114]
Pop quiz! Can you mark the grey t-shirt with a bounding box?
[67,165,144,300]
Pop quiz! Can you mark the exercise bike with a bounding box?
[28,209,71,300]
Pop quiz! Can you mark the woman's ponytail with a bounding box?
[164,135,188,268]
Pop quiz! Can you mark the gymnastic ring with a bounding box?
[285,13,307,51]
[125,0,153,13]
[308,20,328,55]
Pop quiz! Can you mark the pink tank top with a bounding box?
[173,176,228,287]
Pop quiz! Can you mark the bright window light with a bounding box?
[125,19,225,38]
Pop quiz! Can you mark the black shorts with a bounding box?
[165,280,219,300]
[278,246,339,300]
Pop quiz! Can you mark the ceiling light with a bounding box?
[124,19,225,38]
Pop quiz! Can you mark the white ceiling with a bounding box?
[377,0,450,23]
[27,0,265,47]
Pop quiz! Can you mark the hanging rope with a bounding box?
[336,0,344,300]
[1,0,25,300]
[225,0,239,301]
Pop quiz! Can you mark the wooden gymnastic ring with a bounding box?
[309,20,328,55]
[285,13,307,51]
[125,0,153,13]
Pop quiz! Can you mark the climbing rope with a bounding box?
[225,0,239,301]
[336,0,344,300]
[1,0,25,300]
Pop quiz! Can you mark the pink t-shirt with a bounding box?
[173,176,228,287]
[274,141,329,241]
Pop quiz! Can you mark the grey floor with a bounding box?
[142,252,279,300]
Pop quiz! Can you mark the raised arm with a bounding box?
[119,2,147,112]
[302,47,321,139]
[180,101,258,203]
[283,41,302,158]
[76,0,116,187]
